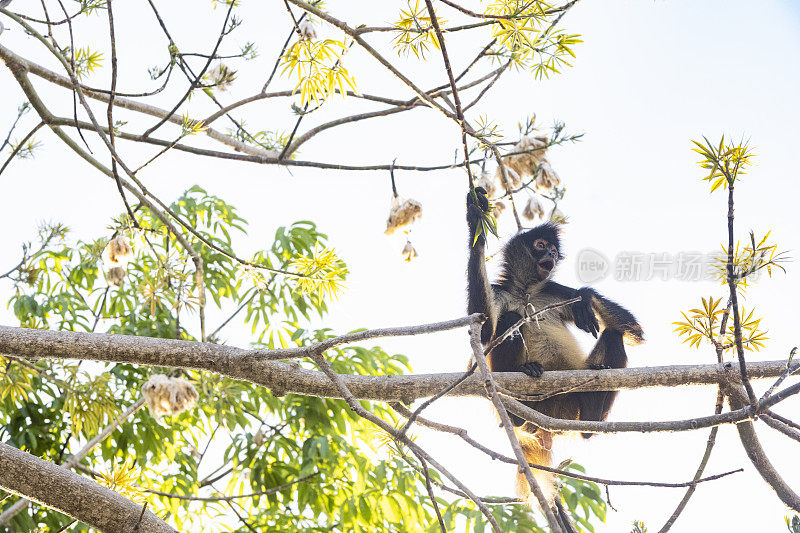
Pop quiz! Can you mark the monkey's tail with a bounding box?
[514,428,556,507]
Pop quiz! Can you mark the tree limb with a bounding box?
[0,325,796,406]
[0,443,176,533]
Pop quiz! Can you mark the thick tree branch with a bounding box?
[0,325,795,405]
[0,443,175,533]
[0,399,146,525]
[725,384,800,511]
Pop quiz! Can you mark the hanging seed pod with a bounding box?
[522,195,545,221]
[298,18,318,40]
[476,171,497,198]
[401,241,418,262]
[141,374,199,419]
[385,196,422,235]
[536,159,561,190]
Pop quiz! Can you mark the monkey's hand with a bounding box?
[466,187,490,245]
[572,287,600,338]
[518,361,544,378]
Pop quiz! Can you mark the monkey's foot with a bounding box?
[519,362,544,378]
[588,363,610,370]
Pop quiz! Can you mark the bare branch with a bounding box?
[391,403,742,489]
[656,390,724,532]
[725,384,800,511]
[467,321,563,532]
[0,398,146,525]
[0,324,796,406]
[0,443,176,533]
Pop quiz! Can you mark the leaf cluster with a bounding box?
[691,135,755,192]
[673,296,768,353]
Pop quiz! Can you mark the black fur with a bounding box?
[465,187,643,435]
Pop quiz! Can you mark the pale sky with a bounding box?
[1,0,799,531]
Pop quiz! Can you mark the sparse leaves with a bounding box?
[711,231,789,288]
[486,1,582,78]
[289,245,347,303]
[60,46,104,79]
[98,459,148,504]
[692,135,755,192]
[281,37,357,106]
[393,0,444,59]
[674,297,769,353]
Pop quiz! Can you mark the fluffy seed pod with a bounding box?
[106,266,126,287]
[142,374,199,419]
[207,63,236,92]
[476,171,497,198]
[385,196,422,235]
[522,195,545,221]
[496,135,550,190]
[494,201,506,215]
[298,18,318,40]
[536,159,561,190]
[102,236,133,286]
[495,165,521,189]
[102,236,133,269]
[401,241,418,262]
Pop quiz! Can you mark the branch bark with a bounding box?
[725,384,800,511]
[0,443,176,533]
[0,325,796,406]
[0,399,146,525]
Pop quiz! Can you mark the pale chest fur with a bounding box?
[496,284,586,371]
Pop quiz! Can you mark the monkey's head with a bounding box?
[517,223,562,280]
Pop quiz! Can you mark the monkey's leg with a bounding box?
[577,329,626,436]
[490,311,530,426]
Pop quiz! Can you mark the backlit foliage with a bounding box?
[392,0,444,58]
[485,0,582,78]
[97,459,148,505]
[289,245,347,305]
[281,37,357,106]
[711,231,788,289]
[0,355,35,404]
[673,297,768,353]
[0,186,604,531]
[675,138,785,361]
[61,46,104,79]
[692,135,755,193]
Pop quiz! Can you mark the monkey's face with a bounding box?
[532,238,559,279]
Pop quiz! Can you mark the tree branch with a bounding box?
[0,443,176,533]
[0,325,796,406]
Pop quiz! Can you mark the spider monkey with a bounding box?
[466,187,643,513]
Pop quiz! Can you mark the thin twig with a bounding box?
[147,472,319,502]
[412,450,447,532]
[656,390,724,532]
[400,363,477,436]
[308,350,503,532]
[468,321,563,533]
[391,403,743,489]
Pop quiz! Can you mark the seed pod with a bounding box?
[385,196,422,235]
[141,374,199,419]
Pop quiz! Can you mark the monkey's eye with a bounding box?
[534,239,547,250]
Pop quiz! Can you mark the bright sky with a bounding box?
[1,0,799,531]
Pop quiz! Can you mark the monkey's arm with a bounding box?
[466,188,497,343]
[542,282,644,343]
[540,281,600,337]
